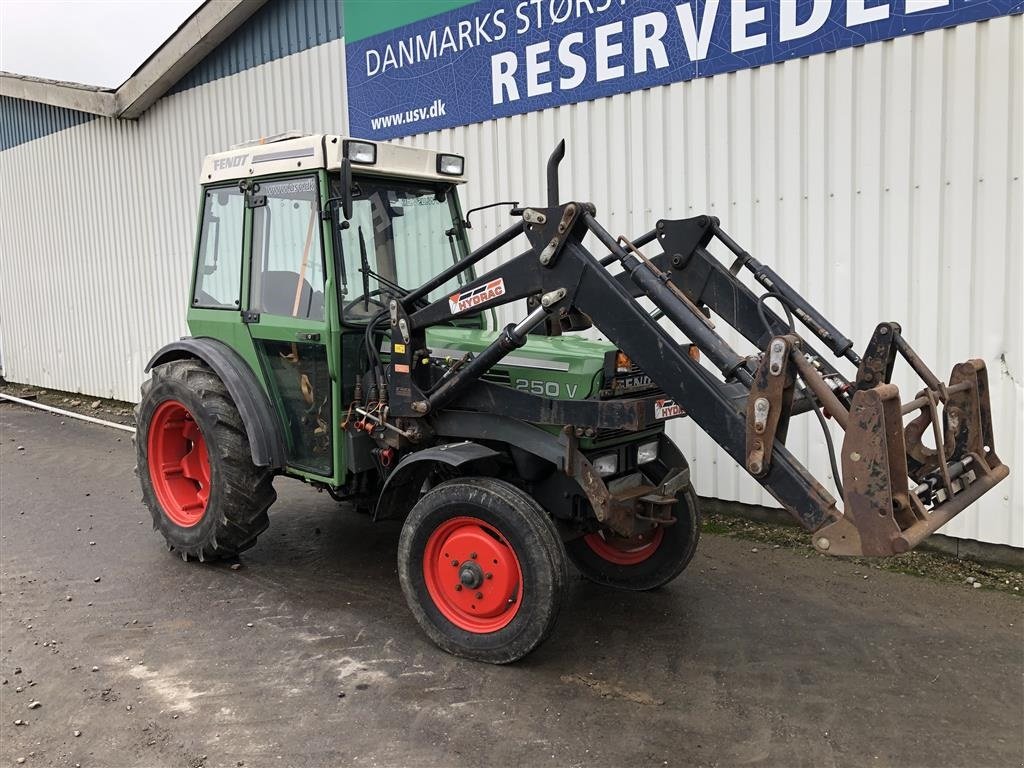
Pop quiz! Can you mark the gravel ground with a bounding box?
[1,398,1022,768]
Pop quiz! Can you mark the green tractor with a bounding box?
[137,133,1007,663]
[136,133,698,663]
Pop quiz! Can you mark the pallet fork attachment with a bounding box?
[379,142,1008,557]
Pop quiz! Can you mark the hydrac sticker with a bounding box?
[448,278,506,315]
[655,399,684,420]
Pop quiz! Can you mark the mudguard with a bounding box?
[373,441,502,521]
[145,338,286,469]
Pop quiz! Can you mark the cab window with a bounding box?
[250,176,325,321]
[330,176,470,322]
[193,186,245,309]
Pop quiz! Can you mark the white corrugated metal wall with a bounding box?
[0,15,1019,546]
[0,37,348,402]
[400,15,1023,547]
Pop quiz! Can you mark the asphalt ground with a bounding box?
[1,403,1022,768]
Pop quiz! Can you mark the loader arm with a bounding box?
[379,145,1008,558]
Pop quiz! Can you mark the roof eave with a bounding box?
[0,0,269,121]
[0,74,117,117]
[117,0,270,119]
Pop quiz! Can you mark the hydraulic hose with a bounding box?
[757,293,845,500]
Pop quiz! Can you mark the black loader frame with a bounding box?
[378,142,1008,558]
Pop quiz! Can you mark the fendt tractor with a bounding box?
[136,133,1008,663]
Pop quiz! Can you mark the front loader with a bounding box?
[137,134,1008,663]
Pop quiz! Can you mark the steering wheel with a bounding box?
[343,288,387,313]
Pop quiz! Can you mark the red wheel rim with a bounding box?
[147,399,211,528]
[422,516,523,633]
[584,526,664,565]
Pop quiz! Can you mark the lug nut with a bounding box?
[485,573,493,580]
[475,592,483,599]
[455,584,463,591]
[470,552,477,559]
[451,559,459,567]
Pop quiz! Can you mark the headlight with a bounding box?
[637,440,659,465]
[344,140,376,164]
[591,453,618,477]
[437,153,464,176]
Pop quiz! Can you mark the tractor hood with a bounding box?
[423,327,612,401]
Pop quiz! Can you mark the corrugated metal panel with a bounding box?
[0,36,348,401]
[0,95,97,151]
[169,0,344,95]
[399,15,1023,547]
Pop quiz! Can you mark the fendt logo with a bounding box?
[655,399,685,420]
[448,278,506,315]
[213,154,248,170]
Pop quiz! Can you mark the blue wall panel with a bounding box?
[0,95,96,152]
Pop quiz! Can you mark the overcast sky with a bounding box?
[0,0,205,88]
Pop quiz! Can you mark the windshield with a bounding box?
[330,175,473,322]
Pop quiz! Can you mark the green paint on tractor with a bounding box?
[423,326,610,401]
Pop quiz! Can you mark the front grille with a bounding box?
[481,369,512,385]
[602,360,661,399]
[593,428,632,441]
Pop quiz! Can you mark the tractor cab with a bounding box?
[187,133,477,487]
[186,133,629,491]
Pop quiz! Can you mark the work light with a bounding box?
[637,440,659,465]
[437,153,464,176]
[345,140,377,164]
[591,453,618,477]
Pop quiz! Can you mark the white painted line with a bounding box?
[0,393,136,433]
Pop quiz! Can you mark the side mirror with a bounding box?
[341,157,353,221]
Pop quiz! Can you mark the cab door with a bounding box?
[243,172,339,482]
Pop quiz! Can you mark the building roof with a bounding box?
[0,0,268,120]
[0,0,344,151]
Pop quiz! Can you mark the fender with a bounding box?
[146,338,286,469]
[373,441,501,521]
[431,411,564,466]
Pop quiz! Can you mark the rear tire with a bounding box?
[135,359,276,561]
[565,484,700,592]
[397,478,567,664]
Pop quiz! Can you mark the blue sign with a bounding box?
[347,0,1021,140]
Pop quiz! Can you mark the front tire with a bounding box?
[397,478,567,664]
[565,484,701,592]
[135,359,276,561]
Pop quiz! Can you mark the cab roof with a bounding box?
[199,132,467,186]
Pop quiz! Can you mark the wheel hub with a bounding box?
[423,517,523,633]
[147,399,211,528]
[584,524,665,565]
[458,561,484,589]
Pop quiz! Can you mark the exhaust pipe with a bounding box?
[547,139,565,207]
